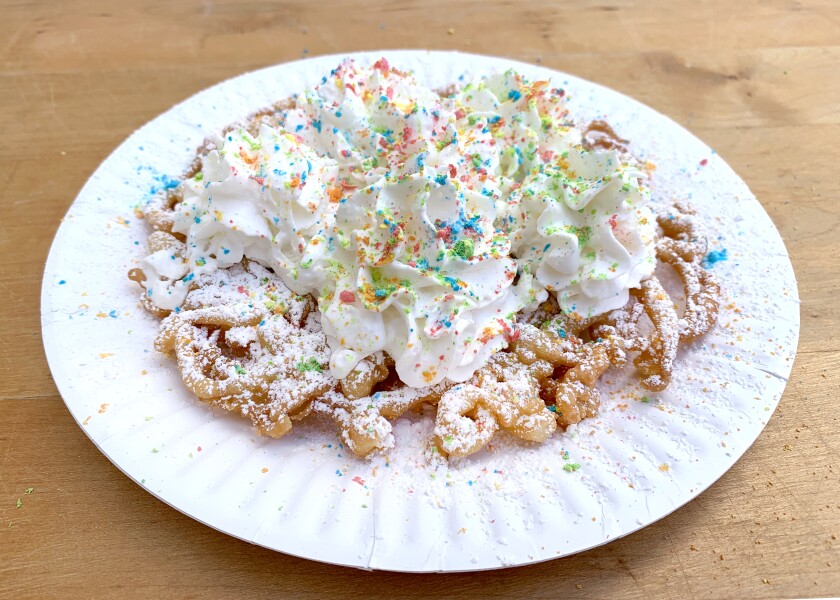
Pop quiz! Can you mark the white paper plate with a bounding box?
[41,51,799,572]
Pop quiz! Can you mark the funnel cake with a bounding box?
[129,59,720,458]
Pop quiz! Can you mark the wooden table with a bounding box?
[2,1,838,597]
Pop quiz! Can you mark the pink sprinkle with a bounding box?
[700,158,709,166]
[340,290,356,304]
[352,476,365,486]
[197,446,202,452]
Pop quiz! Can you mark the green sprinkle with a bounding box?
[151,448,159,454]
[242,131,262,150]
[641,396,651,403]
[453,239,475,260]
[24,488,34,495]
[234,364,247,375]
[145,416,154,421]
[15,498,21,509]
[296,357,322,372]
[194,172,204,181]
[564,224,593,246]
[563,463,582,472]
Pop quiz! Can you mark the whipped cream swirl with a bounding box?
[502,148,656,317]
[309,150,538,387]
[141,125,339,309]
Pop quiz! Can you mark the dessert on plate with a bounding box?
[128,58,720,458]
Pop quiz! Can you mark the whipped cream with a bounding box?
[281,58,452,189]
[141,125,339,309]
[140,59,657,386]
[502,148,656,318]
[310,151,539,387]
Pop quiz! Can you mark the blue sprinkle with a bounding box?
[108,310,118,319]
[335,110,342,118]
[295,124,304,132]
[58,279,66,285]
[194,217,201,224]
[702,248,728,268]
[435,174,448,185]
[312,119,322,133]
[508,89,522,101]
[147,172,180,196]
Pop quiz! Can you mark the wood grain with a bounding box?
[1,1,838,598]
